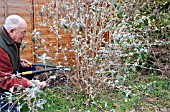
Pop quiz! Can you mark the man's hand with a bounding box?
[27,80,46,89]
[33,80,46,89]
[20,59,32,68]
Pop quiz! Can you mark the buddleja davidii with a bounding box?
[36,0,139,100]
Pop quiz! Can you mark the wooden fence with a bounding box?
[0,0,75,66]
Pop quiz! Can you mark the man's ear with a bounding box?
[8,28,15,35]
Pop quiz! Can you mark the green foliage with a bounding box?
[21,42,27,50]
[21,75,169,112]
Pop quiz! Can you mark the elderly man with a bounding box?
[0,15,46,111]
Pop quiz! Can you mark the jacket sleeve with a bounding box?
[0,48,31,91]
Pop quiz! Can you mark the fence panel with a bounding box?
[0,0,75,65]
[0,0,33,62]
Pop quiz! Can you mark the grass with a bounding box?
[19,71,170,112]
[22,74,169,112]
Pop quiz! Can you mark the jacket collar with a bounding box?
[0,27,14,45]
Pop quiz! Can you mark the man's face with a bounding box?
[10,22,27,44]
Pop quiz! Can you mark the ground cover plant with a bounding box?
[22,72,170,111]
[2,0,169,111]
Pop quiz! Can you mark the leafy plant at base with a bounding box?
[0,73,47,112]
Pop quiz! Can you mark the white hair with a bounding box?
[3,15,24,30]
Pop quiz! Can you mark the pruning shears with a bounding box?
[21,63,71,75]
